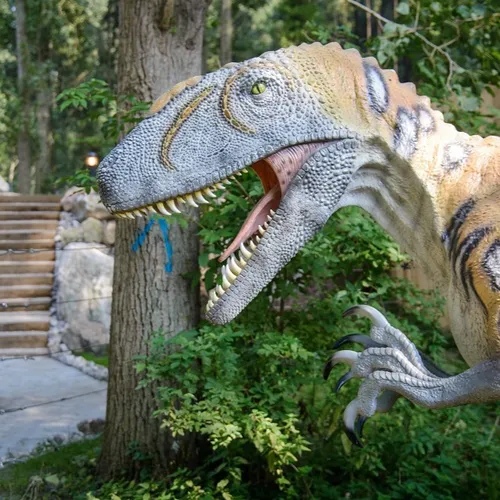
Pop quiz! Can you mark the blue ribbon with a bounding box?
[131,217,173,273]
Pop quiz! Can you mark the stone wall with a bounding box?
[55,188,115,355]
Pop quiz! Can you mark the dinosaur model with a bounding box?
[97,42,500,447]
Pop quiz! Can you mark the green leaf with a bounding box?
[396,2,410,15]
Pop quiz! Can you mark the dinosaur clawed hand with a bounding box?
[324,305,447,448]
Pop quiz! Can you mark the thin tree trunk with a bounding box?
[220,0,233,66]
[35,85,52,193]
[98,0,210,479]
[15,0,31,194]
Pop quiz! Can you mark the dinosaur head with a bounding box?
[98,42,409,324]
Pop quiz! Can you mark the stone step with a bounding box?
[0,229,56,241]
[0,296,51,311]
[0,239,55,250]
[0,194,60,203]
[0,202,61,212]
[0,285,52,299]
[0,250,55,261]
[0,346,49,357]
[0,261,55,273]
[0,220,59,230]
[0,331,48,348]
[0,273,54,286]
[0,211,60,221]
[0,311,50,331]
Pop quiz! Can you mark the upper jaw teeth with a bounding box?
[206,209,277,313]
[113,175,238,218]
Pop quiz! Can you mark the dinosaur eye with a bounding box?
[250,81,266,95]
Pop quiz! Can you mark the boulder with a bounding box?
[82,217,104,243]
[60,225,84,246]
[103,220,116,246]
[61,186,82,212]
[0,175,10,192]
[57,243,113,354]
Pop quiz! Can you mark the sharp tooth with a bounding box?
[156,202,172,216]
[240,242,252,260]
[125,212,135,219]
[184,194,199,207]
[133,210,143,217]
[209,289,218,303]
[216,284,225,296]
[229,255,242,275]
[270,209,276,216]
[254,236,261,243]
[263,222,269,229]
[203,187,217,198]
[148,206,158,215]
[194,191,209,204]
[139,207,149,216]
[215,183,225,190]
[238,254,247,267]
[242,168,249,173]
[258,225,265,236]
[224,265,237,282]
[167,199,182,214]
[207,300,214,309]
[177,196,186,204]
[222,178,231,185]
[235,171,243,176]
[229,175,237,180]
[222,273,231,290]
[249,239,257,251]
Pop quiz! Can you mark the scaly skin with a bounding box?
[97,42,500,446]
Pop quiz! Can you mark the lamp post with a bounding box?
[85,151,99,177]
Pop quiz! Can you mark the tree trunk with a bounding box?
[98,0,210,478]
[220,0,233,66]
[35,85,52,193]
[15,0,31,194]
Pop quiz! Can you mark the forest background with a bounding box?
[0,0,499,498]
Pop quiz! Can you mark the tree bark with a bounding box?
[15,0,31,194]
[98,0,210,478]
[220,0,233,66]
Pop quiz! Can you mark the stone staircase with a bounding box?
[0,194,61,357]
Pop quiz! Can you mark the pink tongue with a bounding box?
[218,143,326,262]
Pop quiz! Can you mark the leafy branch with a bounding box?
[347,0,463,89]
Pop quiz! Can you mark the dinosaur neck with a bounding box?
[337,139,449,286]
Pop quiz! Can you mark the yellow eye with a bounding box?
[251,81,266,95]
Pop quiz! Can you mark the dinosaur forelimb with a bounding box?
[325,305,500,447]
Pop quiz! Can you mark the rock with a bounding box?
[57,243,113,354]
[0,175,10,192]
[67,189,112,222]
[61,186,82,212]
[60,226,83,246]
[82,217,103,243]
[102,220,116,246]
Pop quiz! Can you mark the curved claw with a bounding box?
[335,371,353,392]
[343,305,390,328]
[355,415,368,439]
[323,358,334,380]
[332,333,383,350]
[344,427,363,448]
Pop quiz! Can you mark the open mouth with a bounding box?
[113,142,329,314]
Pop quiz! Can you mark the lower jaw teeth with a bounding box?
[206,210,276,312]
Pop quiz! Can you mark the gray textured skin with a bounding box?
[97,45,500,445]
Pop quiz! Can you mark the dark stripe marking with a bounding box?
[442,198,475,252]
[454,227,493,302]
[363,62,389,115]
[394,107,418,160]
[484,239,500,292]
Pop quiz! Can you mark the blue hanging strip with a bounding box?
[158,218,173,273]
[130,217,173,273]
[131,218,155,252]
